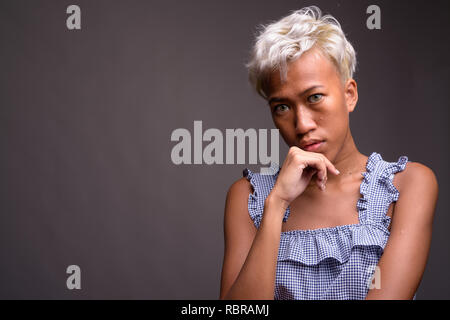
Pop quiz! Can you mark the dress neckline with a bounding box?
[279,152,377,235]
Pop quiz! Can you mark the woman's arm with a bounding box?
[365,162,439,299]
[219,147,339,299]
[219,177,287,300]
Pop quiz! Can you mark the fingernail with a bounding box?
[336,169,340,174]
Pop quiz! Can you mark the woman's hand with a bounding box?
[269,146,340,209]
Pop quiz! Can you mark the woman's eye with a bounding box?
[308,93,323,103]
[274,104,290,113]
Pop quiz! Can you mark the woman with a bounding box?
[219,6,438,300]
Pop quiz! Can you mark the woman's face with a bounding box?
[266,47,358,162]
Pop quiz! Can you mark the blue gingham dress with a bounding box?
[243,152,415,300]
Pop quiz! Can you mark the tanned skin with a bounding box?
[219,47,438,300]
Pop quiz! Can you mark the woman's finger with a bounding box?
[320,155,340,175]
[300,155,328,189]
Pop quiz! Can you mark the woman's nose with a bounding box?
[295,107,317,135]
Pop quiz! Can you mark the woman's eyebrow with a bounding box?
[268,85,324,105]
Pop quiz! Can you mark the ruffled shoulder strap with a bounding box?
[357,152,409,230]
[243,165,290,229]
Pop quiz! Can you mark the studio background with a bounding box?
[1,0,449,299]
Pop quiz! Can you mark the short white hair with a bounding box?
[246,6,357,99]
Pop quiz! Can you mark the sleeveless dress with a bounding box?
[242,152,415,300]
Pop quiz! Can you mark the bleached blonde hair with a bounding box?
[246,6,357,99]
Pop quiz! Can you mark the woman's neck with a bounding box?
[307,131,368,189]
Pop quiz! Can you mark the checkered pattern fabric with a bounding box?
[243,152,414,299]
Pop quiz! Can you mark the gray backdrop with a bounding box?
[1,0,449,299]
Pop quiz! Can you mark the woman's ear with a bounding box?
[344,79,358,112]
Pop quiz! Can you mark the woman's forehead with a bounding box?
[267,51,341,96]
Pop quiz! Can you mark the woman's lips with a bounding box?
[303,141,324,151]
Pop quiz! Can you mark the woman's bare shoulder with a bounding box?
[227,177,253,199]
[395,161,438,194]
[224,176,255,231]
